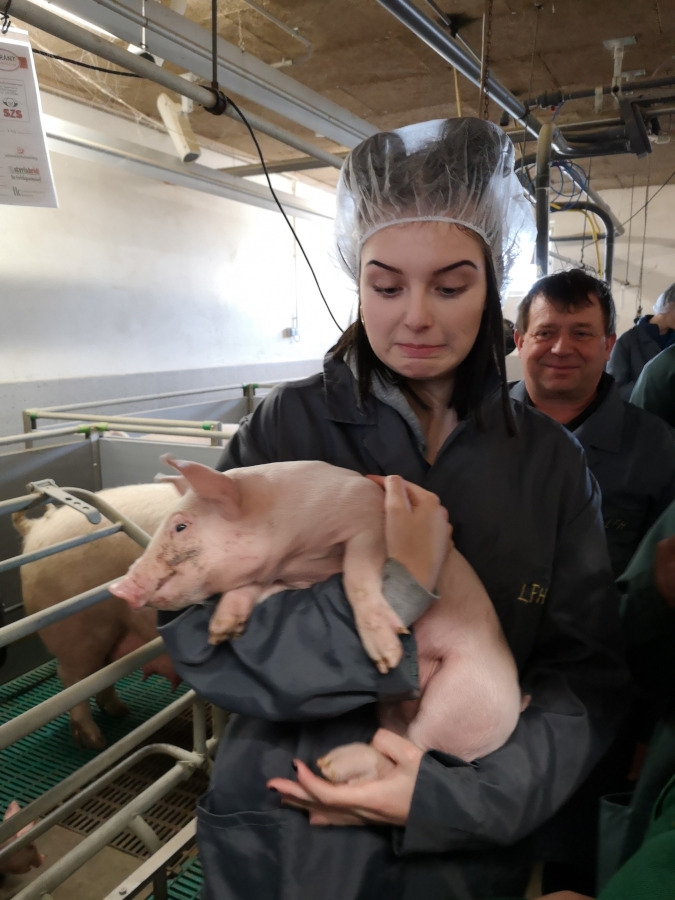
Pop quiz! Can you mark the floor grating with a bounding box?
[0,659,210,860]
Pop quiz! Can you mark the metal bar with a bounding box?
[0,524,122,575]
[0,639,165,748]
[47,0,376,148]
[43,116,335,219]
[128,814,163,854]
[0,739,201,854]
[0,583,114,648]
[0,696,196,845]
[25,382,256,414]
[102,819,197,900]
[0,492,48,516]
[0,425,87,448]
[535,124,553,276]
[28,411,221,428]
[11,763,195,900]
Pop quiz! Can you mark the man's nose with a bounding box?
[550,332,573,354]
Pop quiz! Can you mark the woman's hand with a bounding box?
[267,728,424,827]
[368,474,452,592]
[533,893,595,900]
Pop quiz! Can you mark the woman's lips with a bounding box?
[397,343,444,358]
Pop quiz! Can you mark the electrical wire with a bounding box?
[208,0,342,334]
[32,48,142,75]
[620,169,675,227]
[221,95,343,334]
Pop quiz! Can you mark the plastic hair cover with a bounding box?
[335,117,534,294]
[653,283,675,314]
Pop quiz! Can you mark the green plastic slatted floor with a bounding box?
[0,659,205,900]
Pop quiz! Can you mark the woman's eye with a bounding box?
[174,523,187,533]
[372,285,400,296]
[439,286,460,297]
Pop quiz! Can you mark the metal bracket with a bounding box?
[27,479,102,524]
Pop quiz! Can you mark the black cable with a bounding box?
[1,0,12,34]
[208,0,341,332]
[619,169,675,227]
[225,96,343,333]
[33,48,142,76]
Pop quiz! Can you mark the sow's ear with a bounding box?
[161,454,242,519]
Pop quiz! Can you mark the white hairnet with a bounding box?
[335,117,534,293]
[653,284,675,314]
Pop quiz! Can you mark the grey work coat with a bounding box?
[510,374,675,577]
[607,318,675,401]
[158,356,630,900]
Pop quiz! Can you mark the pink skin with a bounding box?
[359,222,487,399]
[515,293,616,423]
[0,802,44,875]
[111,456,406,673]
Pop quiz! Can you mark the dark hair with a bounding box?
[516,268,616,337]
[331,238,516,434]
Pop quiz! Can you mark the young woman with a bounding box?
[158,118,630,899]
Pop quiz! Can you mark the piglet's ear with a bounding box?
[154,472,189,496]
[160,455,242,519]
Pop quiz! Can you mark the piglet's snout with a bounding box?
[109,571,150,609]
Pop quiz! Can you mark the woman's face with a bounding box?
[359,221,488,390]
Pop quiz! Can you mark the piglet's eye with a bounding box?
[174,523,187,533]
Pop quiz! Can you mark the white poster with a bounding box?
[0,35,58,208]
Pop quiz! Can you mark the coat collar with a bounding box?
[509,374,623,453]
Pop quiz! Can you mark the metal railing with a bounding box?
[0,481,223,898]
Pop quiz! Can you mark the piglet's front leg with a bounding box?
[208,584,266,644]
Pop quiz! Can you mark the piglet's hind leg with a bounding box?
[317,742,395,784]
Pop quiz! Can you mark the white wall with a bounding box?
[0,95,355,387]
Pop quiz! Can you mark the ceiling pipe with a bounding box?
[9,0,344,169]
[535,124,553,276]
[526,76,675,111]
[375,0,624,234]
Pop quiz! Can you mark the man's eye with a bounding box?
[174,523,187,533]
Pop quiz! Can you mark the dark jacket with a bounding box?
[158,356,629,900]
[510,375,675,577]
[630,345,675,428]
[608,317,675,401]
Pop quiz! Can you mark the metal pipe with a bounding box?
[28,411,221,429]
[535,124,553,276]
[376,0,542,138]
[0,695,195,845]
[0,639,165,748]
[564,201,616,286]
[11,763,194,900]
[10,0,344,168]
[527,76,675,110]
[0,524,122,575]
[376,0,624,235]
[0,425,86,447]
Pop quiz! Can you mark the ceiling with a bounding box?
[10,0,675,197]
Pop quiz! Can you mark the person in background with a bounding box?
[157,118,629,900]
[511,270,675,895]
[512,269,675,579]
[607,284,675,400]
[495,502,675,900]
[630,343,675,428]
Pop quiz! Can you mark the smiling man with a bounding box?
[511,268,675,579]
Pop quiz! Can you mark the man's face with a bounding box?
[515,293,617,405]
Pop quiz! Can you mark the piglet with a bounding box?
[0,802,44,875]
[110,456,406,673]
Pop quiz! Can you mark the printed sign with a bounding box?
[0,36,58,208]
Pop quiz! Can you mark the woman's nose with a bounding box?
[403,288,433,330]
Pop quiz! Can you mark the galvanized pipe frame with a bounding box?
[9,0,347,169]
[11,762,197,900]
[0,524,123,574]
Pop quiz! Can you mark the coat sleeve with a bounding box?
[396,465,632,854]
[157,575,420,720]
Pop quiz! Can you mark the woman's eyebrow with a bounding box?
[365,259,478,274]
